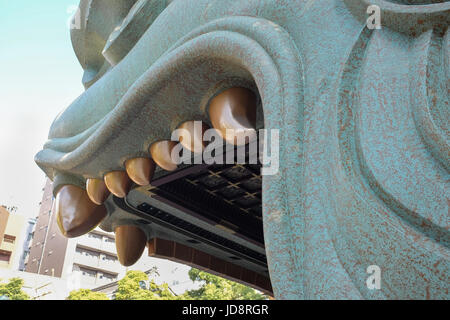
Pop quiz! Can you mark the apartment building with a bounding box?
[25,179,68,277]
[0,206,25,270]
[62,228,124,288]
[24,179,189,291]
[24,180,125,287]
[18,217,36,271]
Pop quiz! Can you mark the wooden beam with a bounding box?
[147,238,272,296]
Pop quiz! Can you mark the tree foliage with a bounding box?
[0,277,30,300]
[181,269,267,300]
[67,289,109,300]
[114,269,267,300]
[64,268,267,300]
[115,270,178,300]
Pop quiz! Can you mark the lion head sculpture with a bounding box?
[35,0,449,299]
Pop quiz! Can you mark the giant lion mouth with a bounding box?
[35,0,449,299]
[35,12,303,295]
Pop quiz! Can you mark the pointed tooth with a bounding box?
[178,121,210,153]
[86,178,110,205]
[125,158,155,186]
[208,87,257,145]
[55,185,107,238]
[115,225,147,267]
[150,140,178,171]
[104,171,132,198]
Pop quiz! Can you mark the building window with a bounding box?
[102,272,117,281]
[105,237,115,243]
[79,267,97,278]
[87,232,102,240]
[86,251,99,258]
[0,250,11,262]
[102,254,117,262]
[3,235,16,244]
[76,246,100,258]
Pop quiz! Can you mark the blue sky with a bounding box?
[0,0,84,219]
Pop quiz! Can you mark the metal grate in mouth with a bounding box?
[151,162,264,243]
[135,202,267,266]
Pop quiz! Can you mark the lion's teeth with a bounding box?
[177,120,210,153]
[125,157,155,186]
[104,171,132,198]
[150,140,178,171]
[208,87,257,145]
[86,178,110,205]
[115,225,147,267]
[55,185,107,238]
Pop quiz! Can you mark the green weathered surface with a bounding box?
[35,0,450,299]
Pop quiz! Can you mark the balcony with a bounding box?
[73,252,100,268]
[77,236,102,250]
[73,251,121,275]
[95,275,117,286]
[97,258,120,272]
[79,274,97,286]
[76,234,116,255]
[0,241,15,253]
[101,239,117,254]
[0,260,10,268]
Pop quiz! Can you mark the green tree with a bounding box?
[66,268,267,300]
[0,277,30,300]
[67,289,109,300]
[114,270,178,300]
[181,269,267,300]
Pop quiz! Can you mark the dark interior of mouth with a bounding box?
[112,113,272,294]
[151,162,264,244]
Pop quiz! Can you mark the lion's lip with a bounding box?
[44,117,105,153]
[47,64,130,142]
